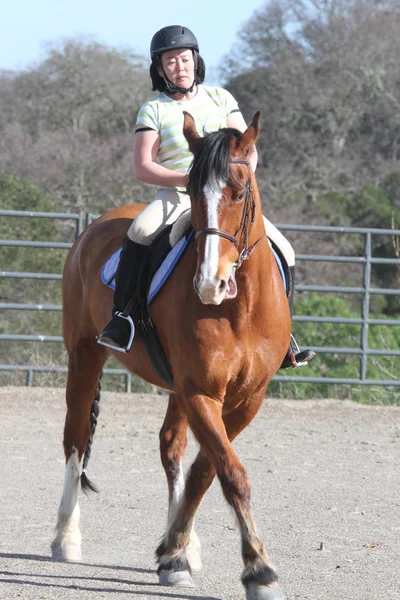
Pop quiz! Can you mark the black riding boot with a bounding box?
[97,237,148,352]
[280,266,316,369]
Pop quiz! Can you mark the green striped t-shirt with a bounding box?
[135,85,240,191]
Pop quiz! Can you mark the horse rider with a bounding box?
[97,25,316,369]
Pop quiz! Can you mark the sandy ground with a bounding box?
[0,386,399,600]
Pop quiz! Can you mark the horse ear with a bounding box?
[239,111,261,155]
[183,111,202,154]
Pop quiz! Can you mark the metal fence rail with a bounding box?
[1,210,399,389]
[0,364,135,391]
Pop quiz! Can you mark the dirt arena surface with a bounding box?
[0,386,398,599]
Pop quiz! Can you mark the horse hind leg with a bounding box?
[51,339,107,562]
[50,446,83,562]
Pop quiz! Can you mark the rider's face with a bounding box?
[159,49,195,89]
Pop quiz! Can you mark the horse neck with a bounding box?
[238,174,273,286]
[250,175,265,236]
[246,175,269,260]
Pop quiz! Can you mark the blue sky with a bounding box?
[1,0,265,83]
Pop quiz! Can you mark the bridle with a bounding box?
[194,158,267,270]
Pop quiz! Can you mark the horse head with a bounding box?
[183,111,262,305]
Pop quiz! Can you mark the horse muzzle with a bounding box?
[193,269,238,305]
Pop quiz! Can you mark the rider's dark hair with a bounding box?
[150,51,206,92]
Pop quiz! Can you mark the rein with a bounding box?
[194,158,267,270]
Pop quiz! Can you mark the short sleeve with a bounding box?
[219,88,239,116]
[136,101,159,131]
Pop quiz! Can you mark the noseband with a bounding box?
[194,158,266,269]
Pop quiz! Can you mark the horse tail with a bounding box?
[81,374,102,494]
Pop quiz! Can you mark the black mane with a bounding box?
[186,127,244,199]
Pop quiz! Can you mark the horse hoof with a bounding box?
[246,582,284,600]
[51,543,82,562]
[186,547,203,572]
[158,569,196,587]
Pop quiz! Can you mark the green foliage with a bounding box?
[269,293,400,404]
[0,171,66,276]
[316,191,352,225]
[381,171,400,209]
[317,181,400,229]
[315,180,400,315]
[350,185,395,229]
[0,172,66,372]
[0,169,53,211]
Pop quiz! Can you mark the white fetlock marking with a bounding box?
[158,569,196,588]
[51,447,83,561]
[246,582,285,600]
[186,546,202,572]
[186,526,202,571]
[166,460,202,572]
[168,460,185,526]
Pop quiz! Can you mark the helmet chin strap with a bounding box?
[161,65,196,95]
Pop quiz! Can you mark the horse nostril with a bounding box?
[219,280,227,293]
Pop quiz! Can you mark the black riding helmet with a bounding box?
[150,25,203,95]
[150,25,199,59]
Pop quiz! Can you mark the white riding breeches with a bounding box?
[128,188,295,267]
[127,189,191,246]
[262,216,295,267]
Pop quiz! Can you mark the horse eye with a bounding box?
[233,191,244,203]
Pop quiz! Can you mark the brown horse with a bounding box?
[51,112,291,600]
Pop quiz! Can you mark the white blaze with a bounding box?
[201,178,224,284]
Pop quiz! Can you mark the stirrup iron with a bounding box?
[288,334,315,368]
[96,313,135,353]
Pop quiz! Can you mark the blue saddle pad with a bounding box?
[101,233,192,303]
[101,235,287,302]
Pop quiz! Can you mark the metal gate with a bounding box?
[1,209,399,390]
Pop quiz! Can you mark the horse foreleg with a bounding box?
[159,393,202,576]
[51,339,107,562]
[156,448,215,587]
[223,398,284,600]
[156,395,260,588]
[158,392,283,600]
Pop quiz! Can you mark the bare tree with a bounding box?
[220,0,400,293]
[0,39,152,211]
[222,0,400,203]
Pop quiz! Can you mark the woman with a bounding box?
[98,25,315,369]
